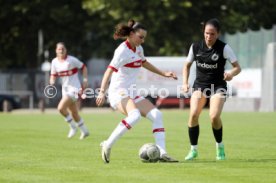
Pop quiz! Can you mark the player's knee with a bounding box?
[131,109,141,122]
[71,112,80,121]
[127,109,141,126]
[209,113,220,123]
[57,106,65,114]
[146,108,163,123]
[190,113,199,122]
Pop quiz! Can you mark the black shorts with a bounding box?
[192,82,227,98]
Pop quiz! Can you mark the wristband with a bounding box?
[83,78,88,82]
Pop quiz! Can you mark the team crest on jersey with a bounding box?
[211,53,219,61]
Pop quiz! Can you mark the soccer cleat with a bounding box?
[80,131,90,140]
[100,141,111,163]
[185,149,198,160]
[159,154,179,163]
[79,124,90,140]
[216,145,226,160]
[67,127,77,139]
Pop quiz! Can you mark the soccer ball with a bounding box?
[139,143,160,163]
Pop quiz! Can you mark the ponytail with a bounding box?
[113,19,146,40]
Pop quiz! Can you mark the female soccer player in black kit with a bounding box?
[182,18,241,160]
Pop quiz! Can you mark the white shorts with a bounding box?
[62,86,80,102]
[108,88,144,110]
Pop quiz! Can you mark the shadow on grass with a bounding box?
[229,158,276,163]
[176,159,276,163]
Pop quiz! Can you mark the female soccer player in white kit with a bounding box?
[50,42,89,140]
[96,19,178,163]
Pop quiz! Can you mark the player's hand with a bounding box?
[49,81,55,86]
[96,92,106,107]
[164,71,178,80]
[182,84,190,93]
[224,72,233,81]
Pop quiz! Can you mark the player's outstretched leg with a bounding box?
[100,109,141,163]
[100,141,111,163]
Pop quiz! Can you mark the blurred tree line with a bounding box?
[0,0,275,69]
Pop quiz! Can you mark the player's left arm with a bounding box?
[223,44,242,81]
[224,62,241,81]
[142,60,178,80]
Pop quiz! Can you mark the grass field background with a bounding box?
[1,109,276,183]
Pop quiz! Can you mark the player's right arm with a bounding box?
[49,60,57,85]
[96,47,125,106]
[96,68,114,107]
[49,75,56,85]
[182,45,194,93]
[182,62,193,93]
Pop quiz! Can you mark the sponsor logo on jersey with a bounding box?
[196,61,218,69]
[124,60,142,68]
[57,68,78,76]
[133,62,141,66]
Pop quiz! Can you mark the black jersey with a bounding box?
[193,39,227,86]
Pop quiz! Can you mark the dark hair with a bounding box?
[203,18,221,32]
[113,19,146,40]
[56,42,66,48]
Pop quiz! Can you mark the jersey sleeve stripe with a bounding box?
[108,65,118,72]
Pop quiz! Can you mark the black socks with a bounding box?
[188,125,199,145]
[212,127,223,143]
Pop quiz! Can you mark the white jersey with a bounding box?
[108,41,146,94]
[51,55,84,99]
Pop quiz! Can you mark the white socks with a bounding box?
[146,108,166,155]
[65,114,76,129]
[77,118,87,132]
[216,142,224,148]
[65,115,89,136]
[191,145,198,150]
[105,109,141,148]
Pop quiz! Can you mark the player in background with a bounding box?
[96,19,178,163]
[182,18,241,160]
[50,42,90,140]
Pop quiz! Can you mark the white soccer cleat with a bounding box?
[159,153,179,163]
[79,124,90,140]
[67,127,77,139]
[80,131,90,140]
[100,141,111,163]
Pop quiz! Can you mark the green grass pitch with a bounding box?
[0,109,276,183]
